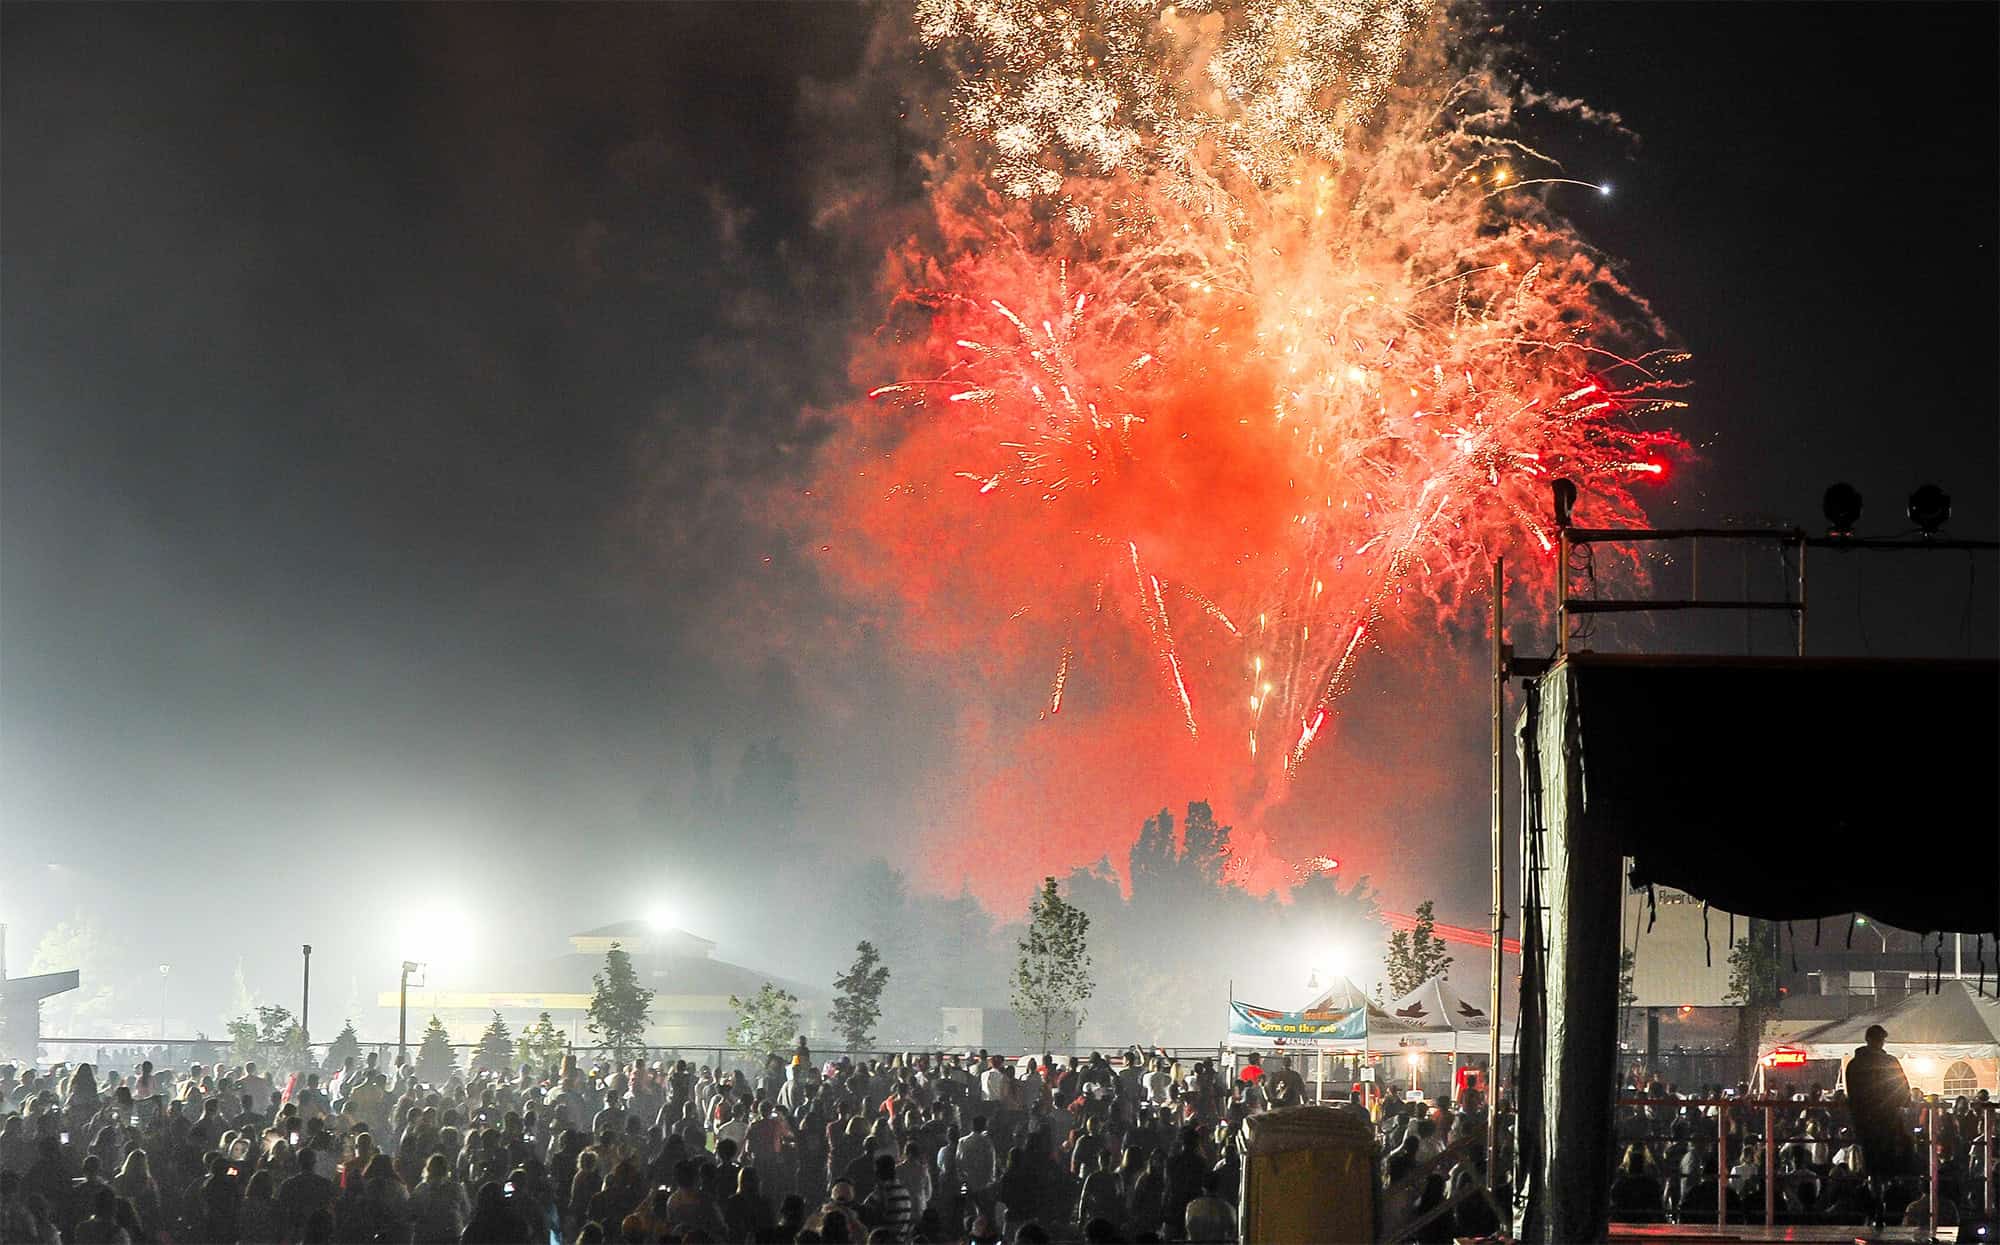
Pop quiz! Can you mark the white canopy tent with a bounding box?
[1224,977,1380,1102]
[1763,980,2000,1096]
[1225,976,1375,1054]
[1375,975,1515,1054]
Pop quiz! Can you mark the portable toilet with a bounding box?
[1238,1102,1376,1243]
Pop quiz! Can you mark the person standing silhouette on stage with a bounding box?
[1846,1023,1912,1229]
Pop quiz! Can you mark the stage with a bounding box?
[1609,1224,1958,1243]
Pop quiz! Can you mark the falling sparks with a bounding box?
[823,0,1686,778]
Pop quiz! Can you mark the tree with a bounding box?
[324,1019,362,1071]
[30,917,115,1035]
[587,942,654,1061]
[249,1005,308,1074]
[831,941,891,1050]
[1180,800,1233,889]
[727,983,801,1058]
[517,1012,568,1077]
[1726,918,1782,1075]
[1013,876,1093,1052]
[1618,948,1638,1042]
[226,1016,260,1069]
[1129,808,1178,893]
[1128,802,1235,900]
[1385,899,1454,996]
[340,978,366,1031]
[472,1013,515,1076]
[255,1005,296,1042]
[416,1015,457,1086]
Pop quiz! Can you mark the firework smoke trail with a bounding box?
[823,0,1686,785]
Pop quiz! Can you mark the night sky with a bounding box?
[3,3,1994,1026]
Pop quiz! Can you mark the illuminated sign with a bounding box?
[1762,1045,1808,1068]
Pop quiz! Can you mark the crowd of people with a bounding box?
[1609,1026,1996,1231]
[0,1040,1502,1245]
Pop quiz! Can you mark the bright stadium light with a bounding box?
[398,905,472,973]
[647,905,676,931]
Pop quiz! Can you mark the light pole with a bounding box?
[1855,916,1889,953]
[158,964,170,1041]
[398,961,422,1068]
[301,944,313,1048]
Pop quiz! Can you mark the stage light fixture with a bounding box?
[1821,482,1862,536]
[1907,483,1951,535]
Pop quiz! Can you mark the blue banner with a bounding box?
[1228,999,1367,1041]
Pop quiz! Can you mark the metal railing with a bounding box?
[1556,521,2000,659]
[1610,1096,1997,1231]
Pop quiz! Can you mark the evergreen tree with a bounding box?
[1128,808,1177,894]
[1128,801,1234,900]
[1180,800,1232,889]
[1013,876,1093,1052]
[472,1012,515,1076]
[587,942,655,1061]
[517,1012,569,1078]
[830,941,891,1050]
[325,1019,362,1071]
[727,983,801,1058]
[416,1015,457,1086]
[1385,899,1454,996]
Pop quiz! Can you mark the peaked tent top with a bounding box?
[1298,976,1373,1014]
[1383,976,1493,1034]
[1780,980,2000,1059]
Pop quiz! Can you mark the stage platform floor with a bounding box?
[1609,1224,1954,1243]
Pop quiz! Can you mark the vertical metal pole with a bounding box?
[1985,1103,1996,1215]
[398,963,411,1068]
[1556,534,1570,659]
[159,965,169,1041]
[301,944,312,1047]
[1717,1102,1728,1228]
[1763,1103,1775,1227]
[1928,1100,1939,1234]
[1489,555,1506,1183]
[1742,541,1752,654]
[1795,540,1807,656]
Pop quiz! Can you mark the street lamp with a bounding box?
[158,964,170,1041]
[1855,916,1889,953]
[397,960,425,1068]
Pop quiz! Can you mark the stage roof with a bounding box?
[1530,654,1998,937]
